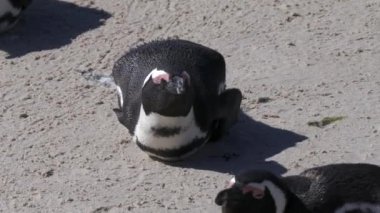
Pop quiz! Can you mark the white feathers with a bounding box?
[116,86,123,107]
[247,181,287,213]
[134,105,207,150]
[229,177,236,186]
[262,181,287,213]
[335,203,380,213]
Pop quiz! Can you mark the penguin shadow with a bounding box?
[0,0,111,58]
[167,111,308,175]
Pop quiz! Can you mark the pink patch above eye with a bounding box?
[242,185,265,199]
[242,185,254,194]
[151,71,170,84]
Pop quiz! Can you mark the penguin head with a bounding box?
[141,69,193,116]
[215,170,290,213]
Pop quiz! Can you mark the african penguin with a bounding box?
[112,39,242,161]
[215,163,380,213]
[0,0,32,33]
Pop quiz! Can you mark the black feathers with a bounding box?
[112,39,227,133]
[288,163,380,212]
[112,39,242,160]
[215,163,380,213]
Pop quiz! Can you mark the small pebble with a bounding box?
[42,169,54,178]
[257,97,273,103]
[19,113,29,118]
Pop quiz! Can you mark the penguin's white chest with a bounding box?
[133,106,207,151]
[335,203,380,213]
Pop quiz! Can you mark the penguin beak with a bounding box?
[166,76,186,95]
[165,71,190,95]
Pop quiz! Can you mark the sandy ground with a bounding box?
[0,0,379,212]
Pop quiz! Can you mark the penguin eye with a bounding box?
[242,184,265,199]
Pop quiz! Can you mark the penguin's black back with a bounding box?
[112,39,226,134]
[8,0,32,9]
[283,163,380,213]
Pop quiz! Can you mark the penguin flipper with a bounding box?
[209,88,242,142]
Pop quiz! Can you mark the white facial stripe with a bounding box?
[230,177,236,185]
[335,203,380,213]
[116,86,123,107]
[226,177,236,188]
[142,68,169,87]
[134,106,207,150]
[247,181,286,213]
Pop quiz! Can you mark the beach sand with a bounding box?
[1,0,379,212]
